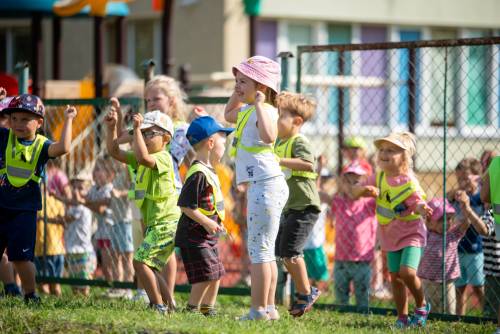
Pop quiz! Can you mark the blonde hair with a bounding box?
[145,75,187,122]
[275,91,316,122]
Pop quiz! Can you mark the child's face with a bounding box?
[9,111,43,140]
[141,126,170,154]
[93,164,111,186]
[0,114,9,128]
[456,170,479,194]
[277,108,299,139]
[71,180,89,197]
[145,86,172,115]
[234,71,258,104]
[376,142,405,173]
[342,147,363,161]
[209,132,227,163]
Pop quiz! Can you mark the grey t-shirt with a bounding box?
[64,204,94,254]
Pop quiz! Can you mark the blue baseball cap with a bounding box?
[186,116,234,146]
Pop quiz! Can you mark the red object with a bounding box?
[0,73,19,96]
[152,0,164,11]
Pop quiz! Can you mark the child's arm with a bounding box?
[132,113,156,168]
[279,158,314,172]
[351,185,379,199]
[456,190,488,236]
[254,91,277,144]
[105,106,129,164]
[480,172,491,204]
[48,105,77,158]
[224,91,242,124]
[110,97,134,145]
[80,195,111,215]
[180,207,224,235]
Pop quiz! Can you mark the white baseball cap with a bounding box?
[140,110,174,135]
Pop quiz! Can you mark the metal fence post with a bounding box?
[15,62,29,94]
[337,51,345,176]
[278,51,293,91]
[441,46,449,314]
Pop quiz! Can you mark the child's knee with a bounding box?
[399,266,416,280]
[282,256,302,266]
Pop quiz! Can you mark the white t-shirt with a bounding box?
[65,205,94,254]
[88,183,114,239]
[304,203,328,250]
[235,104,283,184]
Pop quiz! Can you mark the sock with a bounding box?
[415,304,428,314]
[185,304,199,312]
[266,305,276,313]
[200,304,216,316]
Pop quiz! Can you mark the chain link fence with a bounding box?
[296,37,500,318]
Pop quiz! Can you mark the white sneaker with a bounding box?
[132,289,150,304]
[267,307,280,321]
[121,289,134,300]
[103,288,124,298]
[237,308,270,321]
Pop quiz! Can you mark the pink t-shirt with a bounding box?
[417,224,466,282]
[369,173,427,252]
[331,195,377,262]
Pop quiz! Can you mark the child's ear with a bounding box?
[163,133,172,144]
[293,116,304,126]
[36,118,44,128]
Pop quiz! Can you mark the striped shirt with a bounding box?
[482,210,500,277]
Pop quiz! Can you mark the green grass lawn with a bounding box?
[0,291,495,334]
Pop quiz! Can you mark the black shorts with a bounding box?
[275,206,319,258]
[0,208,37,261]
[179,246,225,284]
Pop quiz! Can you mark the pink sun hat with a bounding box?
[232,55,281,93]
[341,162,367,176]
[427,198,456,222]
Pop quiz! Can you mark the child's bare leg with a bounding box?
[133,260,162,305]
[50,283,62,296]
[161,254,177,304]
[267,261,278,307]
[12,261,36,294]
[122,252,134,282]
[284,257,310,296]
[390,272,409,317]
[155,270,175,308]
[251,262,271,311]
[188,281,210,306]
[101,248,114,282]
[200,280,220,306]
[472,285,484,310]
[456,285,467,316]
[399,266,425,308]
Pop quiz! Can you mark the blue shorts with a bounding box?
[111,222,134,253]
[455,252,485,287]
[34,255,64,278]
[0,208,37,261]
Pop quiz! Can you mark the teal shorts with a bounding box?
[304,246,329,281]
[387,246,423,273]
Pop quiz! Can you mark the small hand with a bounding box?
[416,202,433,218]
[64,105,78,120]
[109,97,121,111]
[0,87,6,100]
[255,91,265,105]
[105,109,118,128]
[363,186,379,198]
[455,190,470,208]
[203,220,224,235]
[132,113,144,130]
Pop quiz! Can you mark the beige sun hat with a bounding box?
[374,132,416,156]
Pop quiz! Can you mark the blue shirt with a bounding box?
[453,191,484,254]
[0,127,53,211]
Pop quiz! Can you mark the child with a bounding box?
[64,175,95,296]
[448,158,485,316]
[175,116,234,316]
[273,91,321,317]
[34,192,66,296]
[361,132,432,328]
[224,56,289,320]
[417,198,468,315]
[341,136,372,175]
[0,253,21,296]
[331,163,377,310]
[0,94,77,303]
[105,109,180,314]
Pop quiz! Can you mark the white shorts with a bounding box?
[246,176,289,264]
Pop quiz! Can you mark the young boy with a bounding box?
[105,109,179,314]
[0,94,77,303]
[274,91,322,318]
[175,116,234,316]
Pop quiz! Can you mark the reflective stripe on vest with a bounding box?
[489,157,500,224]
[274,134,318,180]
[229,105,274,158]
[132,153,176,208]
[0,129,47,187]
[185,162,225,221]
[375,171,424,225]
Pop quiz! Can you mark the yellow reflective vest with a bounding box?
[185,162,225,221]
[489,157,500,224]
[375,171,425,225]
[0,129,47,187]
[274,134,317,180]
[132,154,177,208]
[229,105,275,158]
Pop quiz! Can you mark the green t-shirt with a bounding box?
[283,135,321,213]
[127,150,181,227]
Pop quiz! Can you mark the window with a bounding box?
[398,30,422,125]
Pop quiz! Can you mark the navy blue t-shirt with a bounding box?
[0,127,53,211]
[454,191,484,254]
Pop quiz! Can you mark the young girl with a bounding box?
[362,132,432,328]
[224,56,289,320]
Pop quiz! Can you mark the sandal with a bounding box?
[289,287,321,317]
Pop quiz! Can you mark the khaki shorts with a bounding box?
[133,220,177,271]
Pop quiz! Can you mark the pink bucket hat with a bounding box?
[232,56,281,93]
[427,198,456,222]
[341,162,367,176]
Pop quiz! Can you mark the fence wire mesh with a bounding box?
[297,37,500,317]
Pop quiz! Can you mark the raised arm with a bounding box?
[105,107,128,163]
[456,190,489,236]
[132,113,156,168]
[224,91,242,124]
[48,105,77,158]
[480,172,491,204]
[254,91,277,144]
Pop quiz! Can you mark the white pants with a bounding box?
[246,176,289,264]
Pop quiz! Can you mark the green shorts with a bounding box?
[304,246,329,281]
[133,220,177,271]
[387,246,423,273]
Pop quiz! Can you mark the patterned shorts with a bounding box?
[133,221,177,271]
[66,252,96,281]
[179,247,225,284]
